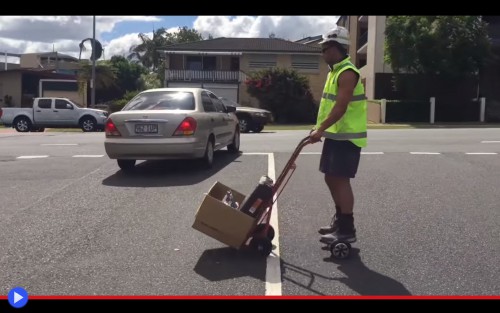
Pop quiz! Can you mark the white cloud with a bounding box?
[0,16,339,65]
[104,27,179,60]
[0,16,161,63]
[193,16,339,40]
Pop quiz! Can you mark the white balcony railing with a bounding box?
[165,70,247,82]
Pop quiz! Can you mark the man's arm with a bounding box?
[317,70,358,132]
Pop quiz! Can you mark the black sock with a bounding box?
[339,213,355,233]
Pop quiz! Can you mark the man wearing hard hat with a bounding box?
[309,26,367,245]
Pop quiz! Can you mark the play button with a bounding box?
[8,287,28,308]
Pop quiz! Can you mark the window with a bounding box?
[122,91,195,111]
[291,55,320,72]
[201,92,216,112]
[248,54,277,68]
[186,56,216,70]
[230,57,240,71]
[55,99,72,109]
[37,99,52,109]
[208,93,226,113]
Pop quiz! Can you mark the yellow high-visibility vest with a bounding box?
[315,56,367,148]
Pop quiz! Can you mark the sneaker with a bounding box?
[320,230,357,244]
[318,214,339,235]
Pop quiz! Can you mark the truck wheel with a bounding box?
[14,117,31,132]
[80,117,96,132]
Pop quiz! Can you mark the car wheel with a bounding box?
[117,159,136,171]
[14,117,31,132]
[80,117,96,132]
[239,117,251,133]
[202,137,214,169]
[253,125,264,133]
[228,128,240,153]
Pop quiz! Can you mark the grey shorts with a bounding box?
[319,139,361,178]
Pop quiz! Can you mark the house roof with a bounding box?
[161,37,322,54]
[295,35,323,45]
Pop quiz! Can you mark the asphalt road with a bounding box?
[0,128,499,296]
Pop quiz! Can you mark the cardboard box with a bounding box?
[192,181,257,249]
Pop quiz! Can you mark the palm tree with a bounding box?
[77,61,118,95]
[128,28,167,71]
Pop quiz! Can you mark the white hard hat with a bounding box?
[319,26,350,46]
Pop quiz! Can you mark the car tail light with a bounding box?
[173,117,197,136]
[105,118,121,136]
[0,108,3,119]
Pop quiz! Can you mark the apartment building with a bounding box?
[336,16,392,100]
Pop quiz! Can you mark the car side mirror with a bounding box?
[67,104,74,110]
[226,105,236,113]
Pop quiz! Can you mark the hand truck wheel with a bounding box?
[330,241,351,259]
[249,237,273,257]
[254,223,275,241]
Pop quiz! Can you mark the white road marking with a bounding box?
[41,144,78,146]
[266,152,282,296]
[481,141,500,143]
[261,152,386,155]
[410,152,441,155]
[17,155,49,159]
[465,152,498,155]
[242,152,270,155]
[72,155,104,158]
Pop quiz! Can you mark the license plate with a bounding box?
[135,124,158,134]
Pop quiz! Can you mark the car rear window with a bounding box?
[122,91,195,111]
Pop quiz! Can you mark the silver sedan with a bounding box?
[104,88,240,171]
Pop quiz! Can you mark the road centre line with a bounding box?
[265,152,282,296]
[465,152,498,155]
[40,143,78,146]
[16,155,49,159]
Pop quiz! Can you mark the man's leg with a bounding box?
[317,176,341,234]
[318,140,360,243]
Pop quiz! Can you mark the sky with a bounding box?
[0,16,339,64]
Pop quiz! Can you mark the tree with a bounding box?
[245,68,318,124]
[165,26,204,44]
[128,26,204,72]
[77,61,117,94]
[128,28,168,71]
[109,55,148,94]
[138,72,162,90]
[384,16,491,78]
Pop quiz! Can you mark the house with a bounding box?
[159,37,327,107]
[20,52,81,76]
[0,69,85,108]
[0,52,86,108]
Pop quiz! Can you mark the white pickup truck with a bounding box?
[0,97,108,132]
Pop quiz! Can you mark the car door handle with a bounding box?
[53,110,58,112]
[36,110,41,112]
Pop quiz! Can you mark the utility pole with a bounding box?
[91,15,96,108]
